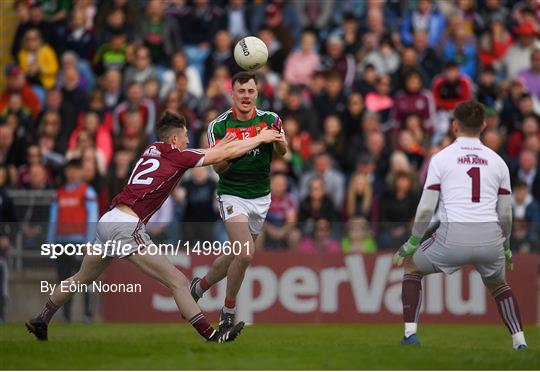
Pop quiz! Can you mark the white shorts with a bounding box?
[94,208,153,258]
[412,233,506,284]
[216,194,271,235]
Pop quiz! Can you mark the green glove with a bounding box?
[504,241,513,271]
[392,235,421,267]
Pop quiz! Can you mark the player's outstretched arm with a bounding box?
[393,189,439,266]
[201,129,284,166]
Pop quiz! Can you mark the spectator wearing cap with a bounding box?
[284,31,321,87]
[400,0,446,48]
[46,158,97,322]
[432,61,473,111]
[503,20,540,78]
[518,48,540,100]
[17,28,59,89]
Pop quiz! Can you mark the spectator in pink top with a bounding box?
[297,218,341,253]
[284,31,320,87]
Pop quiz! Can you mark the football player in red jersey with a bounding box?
[26,111,284,343]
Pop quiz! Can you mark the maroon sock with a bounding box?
[200,277,210,291]
[188,312,216,340]
[224,298,236,310]
[492,284,523,335]
[402,274,422,323]
[37,298,60,324]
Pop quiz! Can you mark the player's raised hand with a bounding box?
[258,128,284,143]
[392,236,421,266]
[503,241,513,271]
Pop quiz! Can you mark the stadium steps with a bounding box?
[0,0,17,91]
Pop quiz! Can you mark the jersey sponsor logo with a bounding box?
[143,146,161,157]
[457,154,488,166]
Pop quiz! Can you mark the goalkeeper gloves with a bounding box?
[504,241,513,271]
[392,235,421,267]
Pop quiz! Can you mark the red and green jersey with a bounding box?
[207,107,282,199]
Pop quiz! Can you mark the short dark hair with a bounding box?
[155,111,186,141]
[65,158,82,169]
[232,71,257,87]
[453,100,486,133]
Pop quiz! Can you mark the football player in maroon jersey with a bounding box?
[26,111,284,343]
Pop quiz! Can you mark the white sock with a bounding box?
[512,331,526,349]
[222,305,236,314]
[404,322,417,338]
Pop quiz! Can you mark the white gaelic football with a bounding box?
[234,36,268,71]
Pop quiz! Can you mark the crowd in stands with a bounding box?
[0,0,539,260]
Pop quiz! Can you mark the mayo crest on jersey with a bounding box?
[425,136,511,246]
[207,107,283,199]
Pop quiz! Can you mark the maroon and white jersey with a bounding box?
[425,136,511,246]
[111,142,205,223]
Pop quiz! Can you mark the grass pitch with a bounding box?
[1,323,538,370]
